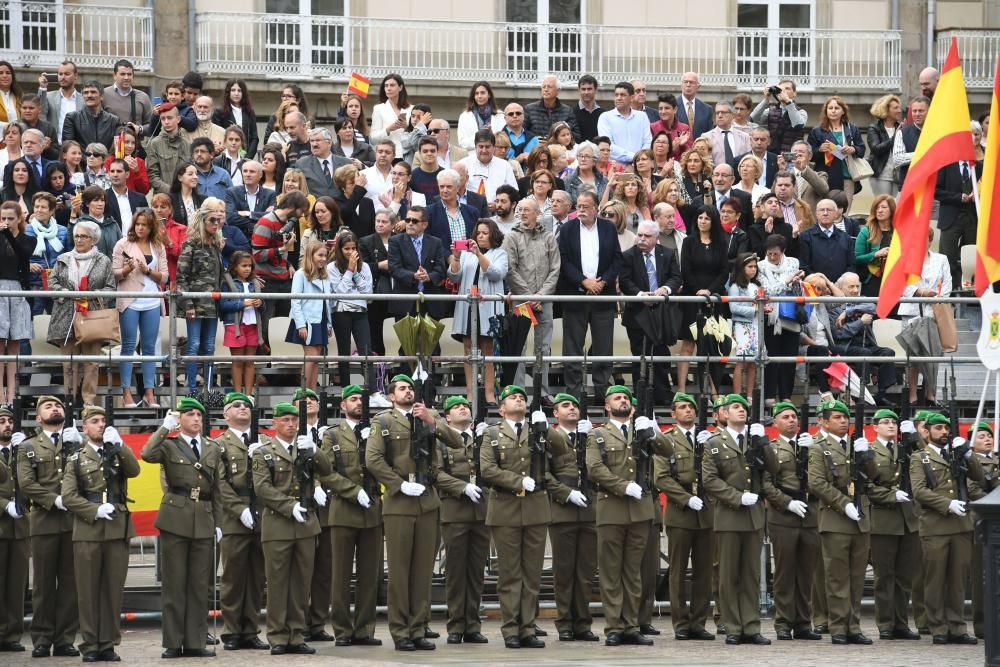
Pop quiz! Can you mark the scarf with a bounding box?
[29,216,64,258]
[66,246,99,291]
[721,219,738,234]
[473,105,493,129]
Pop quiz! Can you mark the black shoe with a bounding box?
[161,648,183,659]
[269,645,286,655]
[82,653,100,663]
[932,635,949,645]
[307,630,334,642]
[831,635,848,645]
[350,637,382,646]
[504,636,521,649]
[744,634,771,645]
[793,628,822,640]
[412,638,436,650]
[394,639,415,651]
[98,649,121,662]
[690,629,716,640]
[725,634,742,645]
[205,633,220,646]
[892,628,920,640]
[222,639,241,651]
[847,633,873,645]
[674,630,690,640]
[240,637,269,650]
[446,633,463,644]
[605,632,623,646]
[776,629,793,640]
[558,631,575,641]
[639,624,660,636]
[879,631,895,640]
[31,644,51,658]
[520,635,545,648]
[948,634,977,645]
[574,630,599,642]
[334,638,352,647]
[814,624,829,634]
[286,643,315,654]
[874,392,892,407]
[717,624,728,635]
[53,644,80,657]
[532,624,547,637]
[423,627,439,639]
[182,648,215,657]
[623,633,653,646]
[0,642,25,652]
[463,632,487,644]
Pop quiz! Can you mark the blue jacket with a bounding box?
[289,269,334,333]
[425,200,479,250]
[221,224,250,267]
[218,277,261,328]
[24,220,69,288]
[799,224,855,284]
[197,165,234,201]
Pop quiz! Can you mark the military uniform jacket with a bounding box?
[141,427,224,540]
[481,420,562,527]
[807,433,875,534]
[432,427,488,524]
[216,429,271,535]
[545,427,596,524]
[366,409,455,516]
[62,443,141,541]
[16,430,77,535]
[763,436,818,529]
[655,426,713,530]
[867,438,918,535]
[0,447,28,539]
[319,421,382,529]
[585,422,659,527]
[252,439,332,541]
[975,453,998,496]
[910,444,984,536]
[702,429,777,532]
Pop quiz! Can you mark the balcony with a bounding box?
[195,12,902,92]
[936,29,1000,90]
[0,1,153,70]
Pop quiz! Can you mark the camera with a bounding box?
[453,239,472,252]
[783,152,795,165]
[768,85,782,98]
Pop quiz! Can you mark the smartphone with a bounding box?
[45,73,58,84]
[153,96,162,106]
[121,252,132,261]
[454,239,472,251]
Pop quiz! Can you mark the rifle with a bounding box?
[851,360,873,518]
[359,359,375,498]
[795,365,810,503]
[694,313,709,501]
[295,398,316,515]
[945,358,970,503]
[409,354,432,487]
[632,343,655,494]
[471,383,487,489]
[747,388,766,497]
[529,349,548,491]
[247,395,260,523]
[61,394,80,468]
[577,354,591,495]
[897,356,915,496]
[11,397,26,516]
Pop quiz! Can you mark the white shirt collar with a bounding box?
[505,418,525,433]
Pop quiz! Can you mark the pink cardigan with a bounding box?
[112,238,168,313]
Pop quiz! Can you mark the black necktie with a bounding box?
[96,447,104,458]
[2,447,9,463]
[840,438,848,453]
[886,440,895,460]
[51,432,59,448]
[722,130,734,163]
[621,425,629,442]
[191,438,200,459]
[515,422,523,442]
[354,424,364,443]
[311,426,319,444]
[322,159,331,182]
[737,433,745,452]
[962,162,973,194]
[686,431,695,449]
[241,433,250,448]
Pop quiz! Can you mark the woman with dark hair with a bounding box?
[458,81,504,151]
[260,144,286,191]
[359,208,395,356]
[43,161,75,226]
[731,93,756,133]
[327,228,374,389]
[516,145,564,197]
[856,194,896,296]
[301,195,342,245]
[0,201,32,405]
[0,60,22,127]
[333,164,374,238]
[808,95,865,208]
[332,118,375,166]
[719,196,751,266]
[1,157,40,216]
[72,185,121,258]
[263,84,308,145]
[102,126,149,194]
[748,191,797,259]
[399,103,431,165]
[213,78,259,159]
[169,161,206,226]
[336,92,370,143]
[377,160,425,219]
[370,73,413,158]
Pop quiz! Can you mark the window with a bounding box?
[264,0,347,70]
[736,0,814,87]
[505,0,583,77]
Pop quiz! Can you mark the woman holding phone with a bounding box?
[369,73,412,159]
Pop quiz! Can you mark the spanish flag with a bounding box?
[515,302,538,326]
[975,53,1000,295]
[347,72,371,99]
[877,37,976,318]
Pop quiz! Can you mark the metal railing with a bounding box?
[0,1,153,70]
[194,12,902,91]
[936,29,1000,90]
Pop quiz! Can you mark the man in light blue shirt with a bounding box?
[596,82,652,166]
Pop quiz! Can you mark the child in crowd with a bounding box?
[220,250,263,394]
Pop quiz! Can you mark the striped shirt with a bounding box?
[251,211,291,280]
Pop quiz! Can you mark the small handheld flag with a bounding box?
[348,72,371,99]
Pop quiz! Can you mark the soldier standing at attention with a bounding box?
[17,395,81,658]
[321,385,383,647]
[0,406,29,653]
[432,396,489,645]
[141,398,224,659]
[62,406,140,662]
[653,392,716,641]
[215,392,270,651]
[710,396,727,636]
[969,420,996,639]
[702,394,775,646]
[909,410,932,635]
[761,402,822,641]
[545,393,600,643]
[909,412,982,645]
[252,401,332,654]
[366,374,459,652]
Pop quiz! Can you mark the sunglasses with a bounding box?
[427,128,443,134]
[404,217,422,223]
[601,210,617,217]
[506,111,523,116]
[85,152,105,158]
[228,400,252,409]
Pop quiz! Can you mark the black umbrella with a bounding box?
[494,308,534,388]
[634,302,678,348]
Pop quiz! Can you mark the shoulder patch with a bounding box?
[69,452,79,461]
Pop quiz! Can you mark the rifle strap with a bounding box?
[438,438,451,474]
[264,445,277,485]
[596,434,608,467]
[920,454,938,489]
[328,428,345,474]
[489,425,501,470]
[821,445,838,481]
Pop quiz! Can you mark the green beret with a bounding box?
[605,384,634,401]
[273,402,299,418]
[925,412,950,427]
[390,374,414,388]
[913,410,931,423]
[177,397,206,414]
[500,385,527,401]
[968,421,994,438]
[80,405,106,421]
[552,392,579,407]
[873,408,899,422]
[292,387,319,402]
[672,392,697,409]
[817,399,849,417]
[0,405,13,419]
[771,401,798,417]
[443,396,471,411]
[723,393,749,409]
[713,396,727,410]
[36,395,64,409]
[341,385,364,400]
[631,396,638,406]
[224,392,253,407]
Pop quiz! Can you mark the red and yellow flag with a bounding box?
[347,72,371,99]
[877,37,976,318]
[515,302,538,326]
[975,53,1000,295]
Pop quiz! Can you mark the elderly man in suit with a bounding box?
[298,128,353,199]
[708,164,753,231]
[224,160,277,239]
[37,62,84,140]
[704,102,752,171]
[675,72,714,139]
[425,169,478,249]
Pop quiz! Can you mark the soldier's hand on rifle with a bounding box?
[54,495,67,511]
[900,420,916,434]
[687,496,704,511]
[400,481,426,497]
[317,425,330,439]
[577,420,593,434]
[625,481,643,500]
[464,483,483,503]
[531,410,548,427]
[740,492,759,506]
[296,435,316,453]
[412,403,434,425]
[62,426,82,445]
[948,499,967,516]
[475,422,489,438]
[567,489,588,507]
[313,486,328,507]
[96,503,116,521]
[635,416,655,436]
[102,426,123,447]
[161,412,180,432]
[749,423,766,438]
[696,430,712,444]
[844,502,861,521]
[215,527,223,543]
[291,502,308,523]
[521,477,537,493]
[797,433,814,448]
[895,490,911,503]
[239,507,255,529]
[6,501,23,519]
[361,427,371,441]
[853,437,869,453]
[248,442,264,457]
[357,489,371,508]
[10,432,25,447]
[950,437,972,459]
[787,499,808,518]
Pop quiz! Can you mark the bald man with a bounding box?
[225,160,278,239]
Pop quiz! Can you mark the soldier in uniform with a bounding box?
[141,398,224,658]
[710,396,727,635]
[910,412,981,645]
[866,408,921,640]
[215,392,270,651]
[807,399,876,645]
[432,396,489,645]
[251,401,332,654]
[702,393,775,646]
[16,395,81,657]
[61,406,141,662]
[366,374,459,651]
[0,406,28,653]
[653,392,716,641]
[545,393,599,642]
[638,463,663,637]
[320,385,383,647]
[910,409,932,635]
[969,420,996,638]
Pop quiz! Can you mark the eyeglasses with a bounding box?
[73,234,92,240]
[505,111,523,116]
[206,216,224,224]
[391,171,409,177]
[404,217,422,223]
[280,93,296,100]
[427,128,443,134]
[85,152,105,158]
[228,400,252,409]
[601,210,617,217]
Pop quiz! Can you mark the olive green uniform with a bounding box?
[0,443,29,647]
[972,452,997,637]
[62,442,141,655]
[16,429,79,650]
[302,423,333,637]
[653,426,714,634]
[639,490,663,629]
[141,427,224,651]
[252,438,332,647]
[321,420,383,642]
[762,435,820,634]
[909,437,928,632]
[546,427,597,637]
[216,429,269,645]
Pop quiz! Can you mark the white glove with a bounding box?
[740,492,759,506]
[895,490,911,503]
[239,507,255,529]
[102,426,123,446]
[475,422,489,437]
[625,481,643,500]
[161,412,180,432]
[296,435,316,452]
[215,527,223,543]
[634,416,654,432]
[749,423,766,438]
[696,430,712,444]
[577,419,594,434]
[531,410,547,426]
[567,489,589,507]
[313,485,328,507]
[317,425,329,439]
[247,442,264,457]
[464,483,483,503]
[291,502,308,523]
[95,503,116,521]
[687,496,704,511]
[787,500,808,518]
[54,495,66,511]
[5,500,21,519]
[61,426,82,445]
[521,476,536,493]
[853,438,869,453]
[797,432,814,448]
[400,481,425,497]
[360,427,371,441]
[900,420,916,434]
[10,431,25,447]
[948,499,967,516]
[357,489,371,508]
[844,503,861,521]
[952,438,973,459]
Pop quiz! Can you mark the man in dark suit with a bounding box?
[675,72,714,139]
[799,199,855,283]
[425,169,479,249]
[224,160,277,239]
[10,128,51,187]
[104,159,147,236]
[297,128,353,199]
[892,97,927,185]
[619,221,682,404]
[732,127,779,189]
[558,190,623,401]
[709,164,753,231]
[935,158,982,290]
[452,163,489,218]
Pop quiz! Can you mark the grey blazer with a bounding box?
[39,88,84,131]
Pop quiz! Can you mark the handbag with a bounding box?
[932,302,958,352]
[846,155,874,181]
[73,307,121,344]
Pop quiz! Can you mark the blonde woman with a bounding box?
[733,153,769,207]
[601,199,635,252]
[288,239,334,389]
[265,99,301,146]
[867,94,902,196]
[278,167,316,239]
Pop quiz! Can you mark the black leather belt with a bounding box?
[169,486,212,501]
